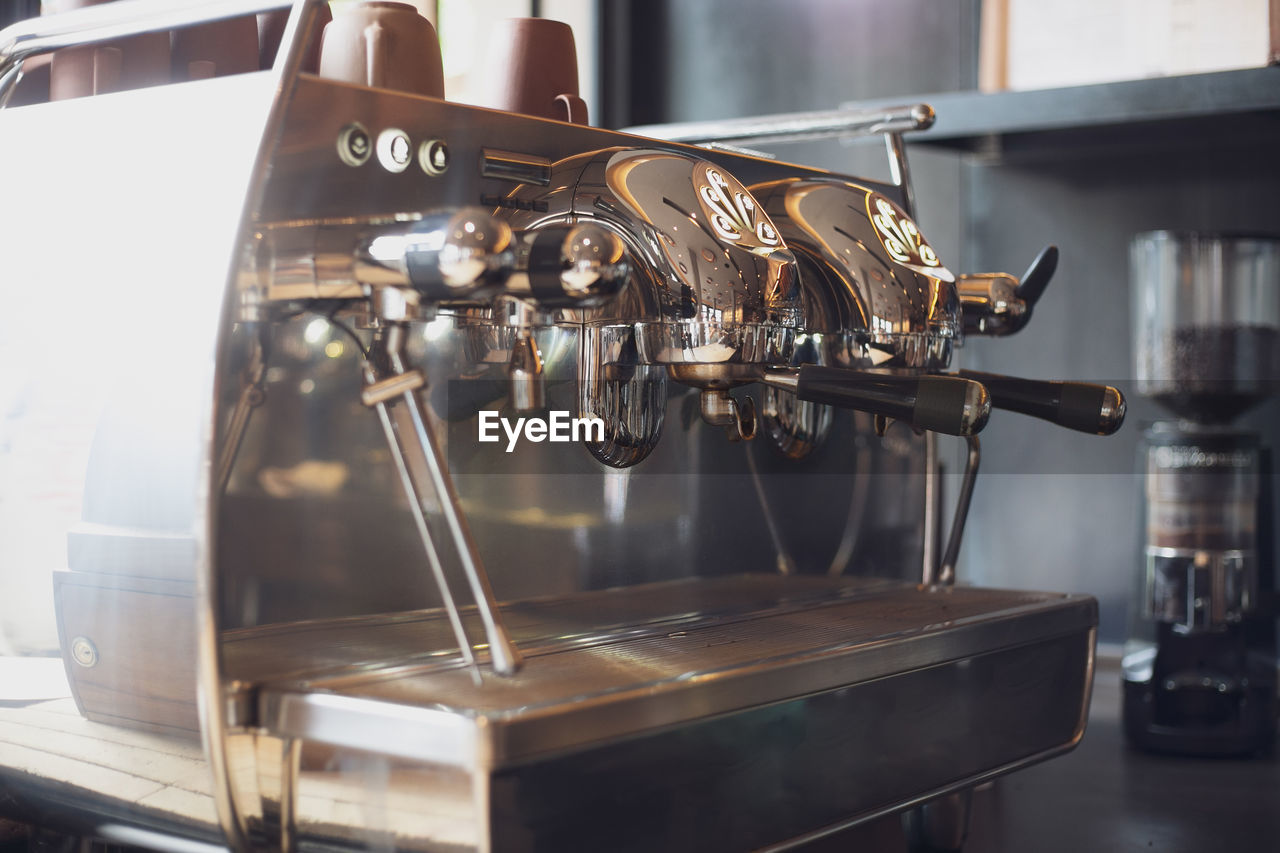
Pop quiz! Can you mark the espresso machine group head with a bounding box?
[490,145,998,466]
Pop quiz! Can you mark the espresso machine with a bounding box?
[1124,231,1280,756]
[0,2,1126,850]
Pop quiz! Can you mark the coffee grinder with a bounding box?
[1124,231,1280,755]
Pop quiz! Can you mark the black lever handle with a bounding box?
[958,370,1125,435]
[763,366,990,436]
[1016,244,1058,307]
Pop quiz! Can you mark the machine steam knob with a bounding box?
[436,210,514,290]
[359,208,515,300]
[560,224,628,296]
[525,223,629,306]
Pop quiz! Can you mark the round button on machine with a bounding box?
[377,128,414,173]
[70,636,99,668]
[337,122,372,167]
[419,138,450,176]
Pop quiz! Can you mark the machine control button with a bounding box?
[377,128,413,173]
[70,636,98,668]
[337,122,372,167]
[420,138,450,176]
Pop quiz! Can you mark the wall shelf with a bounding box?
[843,66,1280,156]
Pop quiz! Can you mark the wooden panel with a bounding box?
[53,572,199,732]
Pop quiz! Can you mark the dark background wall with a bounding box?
[600,0,979,126]
[0,1,40,28]
[602,0,1280,645]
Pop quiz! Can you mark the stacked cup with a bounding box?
[46,0,170,100]
[25,0,331,104]
[475,18,587,124]
[317,1,444,98]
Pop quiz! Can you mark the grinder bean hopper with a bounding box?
[1124,231,1280,755]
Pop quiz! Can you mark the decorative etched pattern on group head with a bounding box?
[589,148,801,349]
[866,192,946,278]
[696,164,782,250]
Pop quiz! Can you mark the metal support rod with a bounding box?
[215,325,268,495]
[885,132,918,218]
[375,323,523,676]
[902,788,973,853]
[938,435,981,586]
[827,418,873,576]
[744,441,796,576]
[921,431,940,585]
[278,737,302,853]
[623,103,934,147]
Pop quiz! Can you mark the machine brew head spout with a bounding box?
[749,177,960,372]
[510,147,803,364]
[494,147,804,441]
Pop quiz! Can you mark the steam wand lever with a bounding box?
[956,245,1058,337]
[355,210,529,677]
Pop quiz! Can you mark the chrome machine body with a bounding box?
[0,2,1106,851]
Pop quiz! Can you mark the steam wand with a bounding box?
[348,209,631,676]
[934,434,981,586]
[360,297,523,677]
[221,209,640,677]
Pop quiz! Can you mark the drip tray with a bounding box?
[236,576,1096,851]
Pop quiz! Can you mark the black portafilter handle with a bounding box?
[957,370,1126,435]
[762,366,991,436]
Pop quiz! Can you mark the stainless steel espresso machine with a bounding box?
[1124,231,1280,756]
[0,2,1125,851]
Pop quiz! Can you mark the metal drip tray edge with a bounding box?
[256,589,1097,771]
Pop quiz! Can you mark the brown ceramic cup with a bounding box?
[476,18,588,124]
[48,0,170,100]
[170,14,260,82]
[318,2,444,98]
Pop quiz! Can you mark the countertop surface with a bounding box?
[811,658,1280,852]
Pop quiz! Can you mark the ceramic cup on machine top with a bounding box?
[318,1,445,98]
[476,18,588,124]
[46,0,170,100]
[257,4,333,72]
[171,14,261,82]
